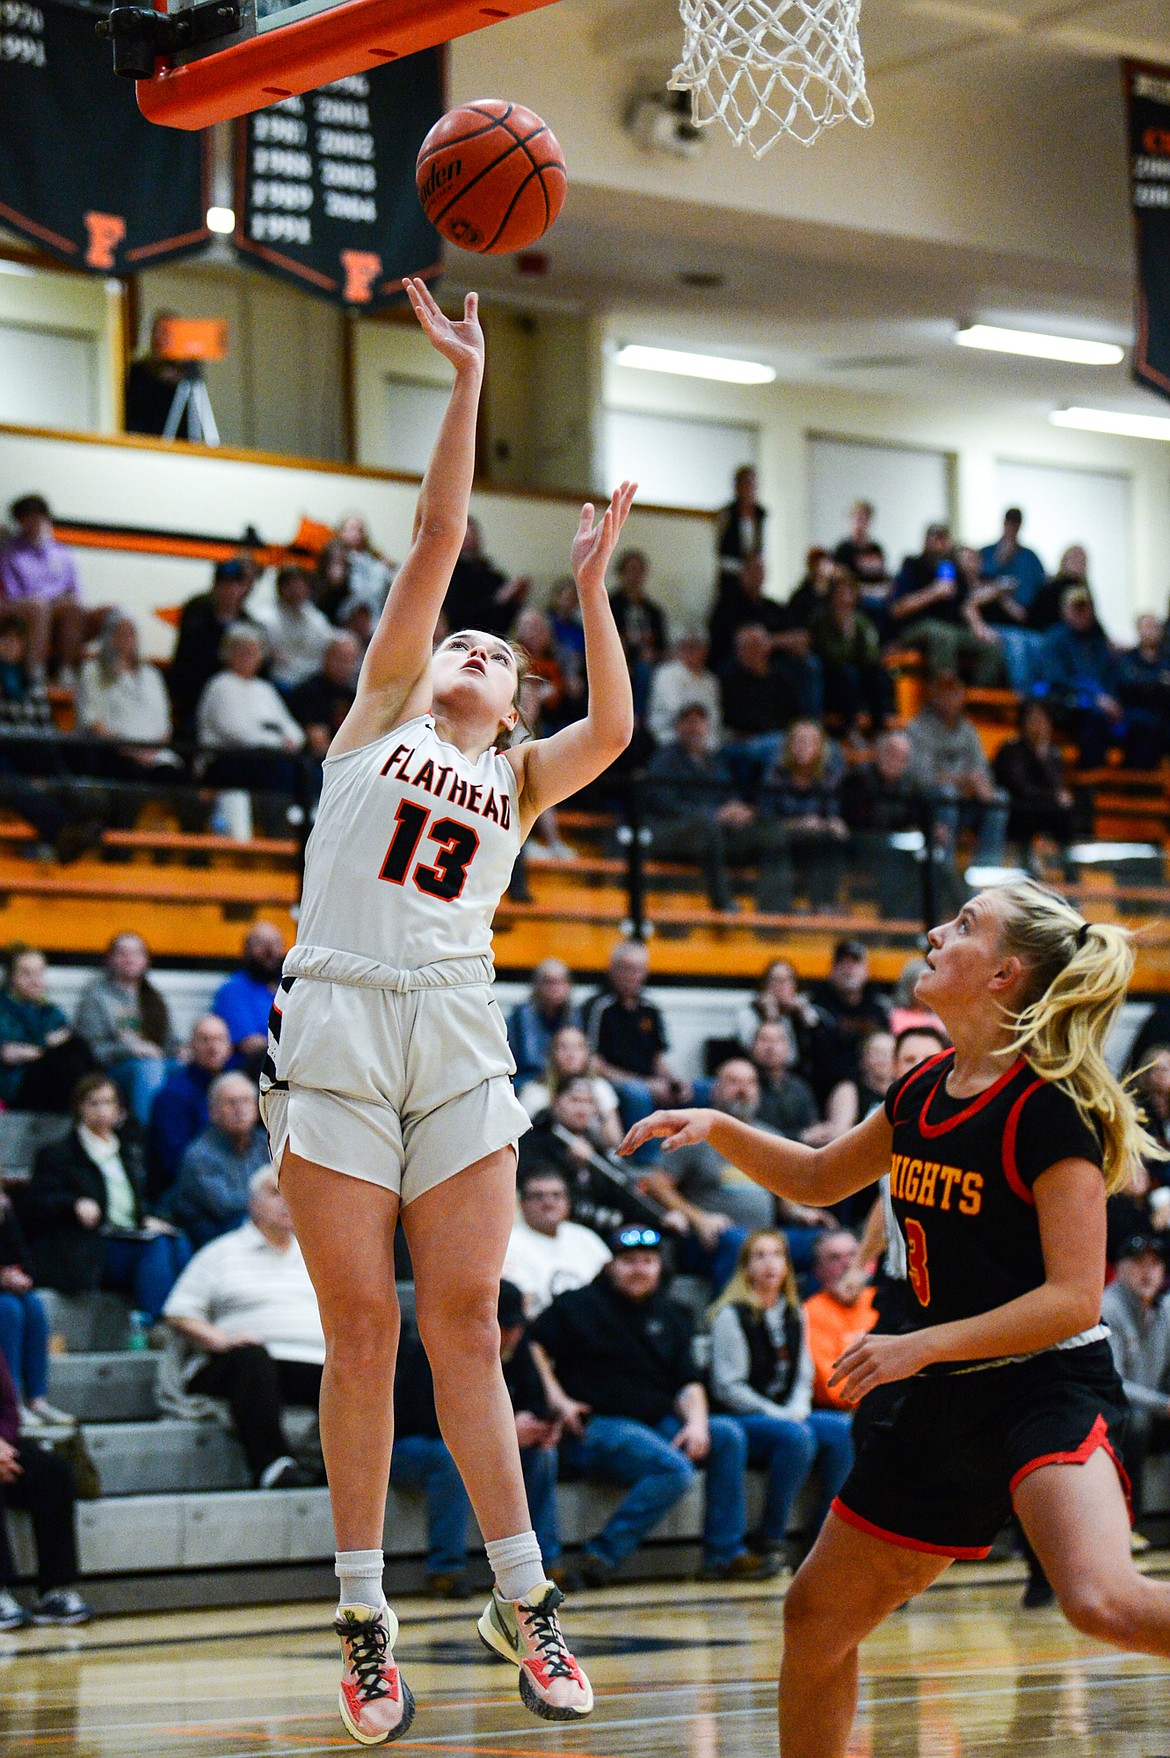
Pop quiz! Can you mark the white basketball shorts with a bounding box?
[259,949,531,1205]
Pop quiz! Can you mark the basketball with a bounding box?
[415,100,567,255]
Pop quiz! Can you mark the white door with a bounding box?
[808,436,953,574]
[993,460,1132,642]
[0,322,99,430]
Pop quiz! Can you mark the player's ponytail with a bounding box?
[992,880,1160,1193]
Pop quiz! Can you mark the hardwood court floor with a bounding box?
[4,1562,1170,1758]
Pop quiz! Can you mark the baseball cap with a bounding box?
[1116,1233,1161,1261]
[833,938,867,964]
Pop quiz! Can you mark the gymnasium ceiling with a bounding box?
[446,0,1170,413]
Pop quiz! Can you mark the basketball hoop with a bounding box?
[670,0,873,154]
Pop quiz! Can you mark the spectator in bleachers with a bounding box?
[715,465,766,591]
[162,1166,322,1489]
[0,613,63,779]
[1028,543,1090,633]
[548,575,587,687]
[1118,614,1170,769]
[76,611,177,782]
[809,570,891,737]
[532,1226,778,1584]
[170,1072,270,1248]
[168,558,257,737]
[212,922,287,1078]
[807,938,891,1102]
[833,501,889,594]
[820,1037,894,1218]
[517,1024,622,1145]
[19,1073,189,1320]
[583,940,692,1123]
[75,933,176,1127]
[906,671,1009,866]
[255,567,334,693]
[640,1055,772,1237]
[0,1191,73,1431]
[287,631,360,760]
[335,514,394,619]
[760,721,848,911]
[643,703,794,914]
[392,1281,561,1595]
[196,624,307,814]
[803,1230,879,1412]
[887,522,1003,684]
[311,539,353,625]
[1034,584,1123,768]
[710,1229,853,1561]
[0,945,96,1112]
[148,1013,234,1199]
[502,1169,613,1318]
[785,549,836,632]
[839,729,956,920]
[0,494,101,681]
[979,507,1047,614]
[971,541,1043,697]
[992,699,1078,867]
[514,607,584,732]
[645,629,721,747]
[609,550,668,677]
[507,958,578,1084]
[443,516,529,635]
[1100,1234,1170,1527]
[0,1350,92,1629]
[516,1078,640,1236]
[709,552,786,674]
[732,958,830,1088]
[749,1022,820,1142]
[719,621,819,791]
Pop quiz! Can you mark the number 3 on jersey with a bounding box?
[904,1217,931,1308]
[379,800,480,902]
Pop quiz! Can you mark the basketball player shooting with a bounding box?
[259,277,635,1745]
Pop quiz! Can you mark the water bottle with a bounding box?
[126,1310,150,1352]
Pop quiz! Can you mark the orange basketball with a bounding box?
[416,100,566,256]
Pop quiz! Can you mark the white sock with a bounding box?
[335,1548,386,1611]
[485,1530,545,1602]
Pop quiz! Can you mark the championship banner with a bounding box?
[0,0,210,271]
[234,60,444,309]
[1124,60,1170,401]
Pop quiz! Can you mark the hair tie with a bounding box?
[1076,921,1090,948]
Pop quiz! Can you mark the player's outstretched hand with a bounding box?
[571,481,637,596]
[618,1108,716,1156]
[404,277,484,375]
[827,1330,932,1405]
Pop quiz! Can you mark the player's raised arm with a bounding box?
[332,278,483,754]
[508,483,637,827]
[619,1101,893,1209]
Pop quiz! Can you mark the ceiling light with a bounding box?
[955,324,1124,366]
[1049,407,1170,441]
[206,206,236,235]
[614,343,775,384]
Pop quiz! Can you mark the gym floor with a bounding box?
[5,1563,1170,1756]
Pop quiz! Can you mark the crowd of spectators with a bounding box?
[1,475,1162,896]
[1,923,1170,1621]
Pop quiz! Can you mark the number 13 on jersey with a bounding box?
[379,801,480,902]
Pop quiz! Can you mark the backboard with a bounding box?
[126,0,560,129]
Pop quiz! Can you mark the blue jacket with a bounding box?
[1036,624,1119,701]
[148,1062,217,1194]
[171,1124,270,1248]
[507,999,580,1085]
[212,969,277,1050]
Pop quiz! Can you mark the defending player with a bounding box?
[621,881,1170,1758]
[261,277,634,1745]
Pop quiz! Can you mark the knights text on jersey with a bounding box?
[882,1050,1103,1329]
[295,715,522,971]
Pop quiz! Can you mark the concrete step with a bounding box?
[47,1351,160,1423]
[82,1419,251,1495]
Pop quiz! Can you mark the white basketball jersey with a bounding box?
[295,715,522,972]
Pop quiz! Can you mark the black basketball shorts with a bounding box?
[834,1339,1131,1558]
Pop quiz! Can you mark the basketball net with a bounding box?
[670,0,874,153]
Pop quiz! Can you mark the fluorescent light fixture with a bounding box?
[1050,406,1170,442]
[206,206,236,235]
[614,343,776,384]
[955,324,1124,366]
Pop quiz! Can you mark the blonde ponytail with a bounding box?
[991,880,1161,1194]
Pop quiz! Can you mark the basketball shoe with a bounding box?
[476,1580,594,1720]
[334,1603,415,1745]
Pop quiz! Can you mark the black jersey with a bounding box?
[883,1050,1103,1331]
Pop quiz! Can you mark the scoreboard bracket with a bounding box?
[98,1,243,81]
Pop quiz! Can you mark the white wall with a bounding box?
[808,436,953,574]
[0,262,122,434]
[993,459,1132,641]
[0,424,715,656]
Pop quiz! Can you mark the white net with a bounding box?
[670,0,874,154]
